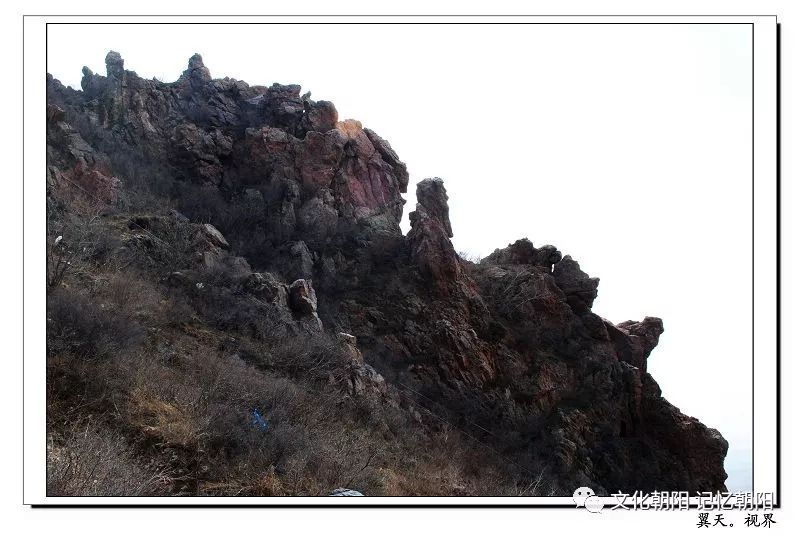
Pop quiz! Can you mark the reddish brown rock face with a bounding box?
[46,51,729,495]
[407,178,461,295]
[333,120,407,222]
[297,130,345,190]
[232,119,407,248]
[408,214,461,293]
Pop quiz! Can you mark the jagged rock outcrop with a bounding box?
[289,279,318,313]
[552,255,600,314]
[244,272,289,307]
[608,317,664,373]
[52,52,408,254]
[484,238,562,272]
[407,178,462,295]
[46,52,728,495]
[46,102,119,203]
[336,332,390,402]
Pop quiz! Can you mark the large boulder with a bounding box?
[197,223,229,249]
[288,278,318,315]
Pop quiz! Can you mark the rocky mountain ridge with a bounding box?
[45,52,728,495]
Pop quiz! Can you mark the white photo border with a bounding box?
[23,14,780,507]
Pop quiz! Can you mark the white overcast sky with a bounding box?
[47,23,753,492]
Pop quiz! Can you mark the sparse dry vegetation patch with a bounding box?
[45,206,551,496]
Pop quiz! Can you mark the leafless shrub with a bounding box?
[47,287,144,359]
[265,334,349,382]
[47,420,169,496]
[457,250,483,264]
[124,216,197,273]
[47,206,107,289]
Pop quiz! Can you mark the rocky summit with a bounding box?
[45,52,727,497]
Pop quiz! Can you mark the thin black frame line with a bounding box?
[21,12,26,507]
[43,22,756,26]
[24,503,740,509]
[25,14,780,18]
[775,22,782,509]
[30,18,771,507]
[751,22,756,498]
[31,504,571,509]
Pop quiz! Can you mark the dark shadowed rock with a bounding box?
[610,317,665,372]
[199,223,229,249]
[289,278,318,315]
[483,238,562,272]
[244,272,289,306]
[302,99,338,132]
[552,255,599,313]
[47,104,65,123]
[288,278,323,332]
[619,316,664,357]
